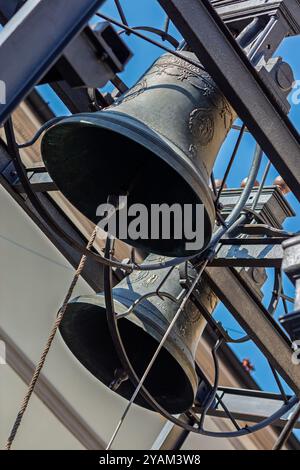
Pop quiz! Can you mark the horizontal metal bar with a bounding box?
[25,163,46,173]
[218,386,292,401]
[14,171,57,193]
[152,387,299,449]
[198,389,300,429]
[158,0,300,202]
[0,0,105,123]
[211,242,283,267]
[220,237,288,245]
[204,266,300,397]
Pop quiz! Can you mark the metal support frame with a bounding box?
[14,170,56,194]
[151,416,191,451]
[0,0,26,24]
[158,0,300,202]
[152,387,300,450]
[204,266,300,396]
[198,387,300,429]
[211,242,284,267]
[0,1,111,116]
[212,0,300,35]
[0,0,105,123]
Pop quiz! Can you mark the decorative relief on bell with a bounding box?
[188,144,197,160]
[144,274,159,286]
[197,281,219,312]
[189,108,215,147]
[219,98,234,129]
[128,271,160,287]
[182,304,203,324]
[113,78,148,105]
[127,255,165,286]
[128,270,152,284]
[148,55,220,102]
[148,54,204,82]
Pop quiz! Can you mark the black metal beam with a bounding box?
[0,0,105,123]
[0,1,104,114]
[0,0,26,24]
[14,171,56,193]
[204,266,300,396]
[158,0,300,202]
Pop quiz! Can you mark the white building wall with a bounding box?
[1,366,85,450]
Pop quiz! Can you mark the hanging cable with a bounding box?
[114,0,128,26]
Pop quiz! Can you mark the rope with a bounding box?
[5,228,98,450]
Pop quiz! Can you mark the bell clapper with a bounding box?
[109,369,129,392]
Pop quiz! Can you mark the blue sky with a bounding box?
[37,0,300,422]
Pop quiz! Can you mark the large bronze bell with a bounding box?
[41,52,235,257]
[59,255,218,414]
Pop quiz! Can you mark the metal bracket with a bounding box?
[40,22,133,89]
[211,0,300,36]
[211,241,284,267]
[213,0,297,113]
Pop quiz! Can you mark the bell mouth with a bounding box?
[59,297,196,414]
[41,112,215,257]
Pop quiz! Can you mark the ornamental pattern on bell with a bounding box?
[148,54,214,89]
[189,108,215,147]
[114,79,148,105]
[128,255,166,286]
[181,303,203,325]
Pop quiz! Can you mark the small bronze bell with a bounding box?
[59,255,218,414]
[41,52,235,256]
